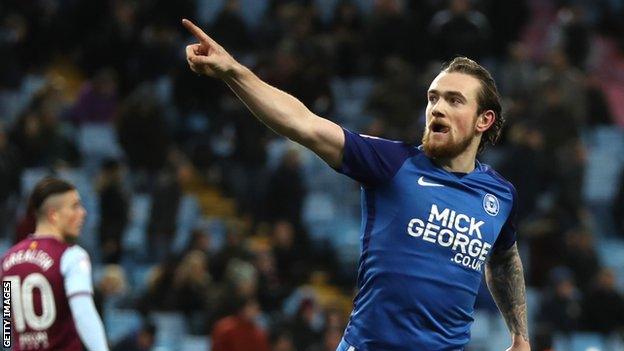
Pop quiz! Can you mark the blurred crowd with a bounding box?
[1,0,624,350]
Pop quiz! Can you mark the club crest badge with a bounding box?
[483,193,499,216]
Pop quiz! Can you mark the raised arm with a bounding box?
[182,19,345,168]
[485,243,531,351]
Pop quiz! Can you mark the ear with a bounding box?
[48,207,58,224]
[476,110,495,133]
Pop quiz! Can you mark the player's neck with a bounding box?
[435,145,478,174]
[33,223,64,241]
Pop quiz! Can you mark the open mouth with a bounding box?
[430,121,450,134]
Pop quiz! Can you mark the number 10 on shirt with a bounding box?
[4,274,56,334]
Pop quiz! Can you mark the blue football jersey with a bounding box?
[335,129,517,351]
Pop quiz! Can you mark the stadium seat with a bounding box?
[349,77,375,101]
[173,195,201,254]
[122,194,152,256]
[526,287,541,326]
[21,168,52,197]
[105,309,142,345]
[606,334,624,350]
[151,312,188,350]
[181,335,210,351]
[596,238,624,290]
[466,310,514,351]
[199,217,227,253]
[302,191,337,240]
[78,124,122,160]
[553,332,607,351]
[126,263,156,296]
[582,127,624,236]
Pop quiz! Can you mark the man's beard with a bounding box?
[421,128,474,159]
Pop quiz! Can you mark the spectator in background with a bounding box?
[134,23,181,82]
[172,250,213,332]
[211,297,270,351]
[137,258,178,313]
[366,0,422,72]
[254,244,287,314]
[498,123,549,222]
[94,264,131,319]
[499,42,536,101]
[116,85,171,185]
[531,77,585,220]
[210,0,252,56]
[429,0,491,61]
[208,258,259,332]
[112,321,156,351]
[484,0,529,59]
[69,67,119,125]
[82,0,140,94]
[367,56,423,139]
[551,4,591,69]
[329,1,365,78]
[272,220,309,289]
[149,150,194,263]
[219,99,269,217]
[308,327,343,351]
[265,148,306,227]
[584,74,614,127]
[97,159,129,263]
[11,83,80,168]
[185,228,212,254]
[523,205,575,287]
[146,160,181,261]
[10,109,46,167]
[0,13,28,91]
[0,121,22,238]
[290,298,323,350]
[535,49,587,128]
[562,228,601,293]
[226,258,259,300]
[271,329,296,351]
[536,267,582,335]
[210,222,252,282]
[582,268,624,334]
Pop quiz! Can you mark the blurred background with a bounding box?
[1,0,624,350]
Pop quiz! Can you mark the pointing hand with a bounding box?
[182,18,239,78]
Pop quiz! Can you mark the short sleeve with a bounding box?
[335,128,416,186]
[493,186,518,252]
[60,246,93,297]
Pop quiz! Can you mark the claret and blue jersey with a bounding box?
[335,129,517,351]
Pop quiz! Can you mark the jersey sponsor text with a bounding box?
[406,204,491,271]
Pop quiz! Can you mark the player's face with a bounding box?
[55,190,87,239]
[422,72,482,159]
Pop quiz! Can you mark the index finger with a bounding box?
[182,18,214,45]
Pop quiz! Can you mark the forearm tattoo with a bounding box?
[485,243,529,343]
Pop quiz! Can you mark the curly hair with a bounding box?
[442,57,504,153]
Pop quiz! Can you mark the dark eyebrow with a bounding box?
[428,89,467,102]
